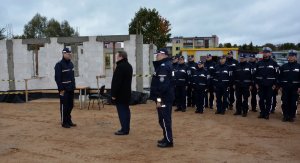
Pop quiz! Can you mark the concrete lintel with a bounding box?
[22,38,50,45]
[96,35,130,42]
[57,37,89,44]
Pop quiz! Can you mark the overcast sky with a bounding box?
[1,0,299,45]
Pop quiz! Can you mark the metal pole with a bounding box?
[25,79,28,102]
[113,42,116,71]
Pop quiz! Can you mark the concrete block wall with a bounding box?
[0,35,154,92]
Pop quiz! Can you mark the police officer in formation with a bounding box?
[248,54,258,112]
[278,50,300,122]
[186,55,197,107]
[54,48,76,128]
[174,56,188,112]
[150,48,175,148]
[214,55,232,115]
[172,55,179,106]
[225,50,238,110]
[204,54,216,109]
[192,61,209,114]
[255,47,279,120]
[233,54,253,117]
[271,55,279,113]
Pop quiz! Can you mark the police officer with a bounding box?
[204,54,216,109]
[255,47,279,120]
[186,55,197,107]
[248,54,258,112]
[214,55,232,115]
[54,48,76,128]
[192,61,209,114]
[150,48,175,148]
[225,50,238,110]
[174,56,188,112]
[278,50,300,122]
[172,55,179,106]
[233,54,253,117]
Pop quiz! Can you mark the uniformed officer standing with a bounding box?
[172,55,179,106]
[204,54,216,109]
[150,48,175,148]
[174,56,188,112]
[255,47,279,120]
[54,48,76,128]
[271,55,279,113]
[192,61,209,114]
[186,55,197,107]
[225,50,238,110]
[214,55,232,115]
[278,50,300,122]
[233,54,253,117]
[248,54,258,112]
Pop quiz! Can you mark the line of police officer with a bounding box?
[171,47,300,122]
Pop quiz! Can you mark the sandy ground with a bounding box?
[0,98,300,163]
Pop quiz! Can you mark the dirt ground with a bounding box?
[0,98,300,163]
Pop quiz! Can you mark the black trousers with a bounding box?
[116,104,131,133]
[235,86,250,114]
[271,89,278,112]
[281,87,299,119]
[250,85,257,110]
[59,90,74,125]
[228,85,235,107]
[175,86,186,109]
[258,86,273,116]
[195,89,206,112]
[187,85,195,106]
[205,85,214,108]
[157,103,173,143]
[215,86,229,113]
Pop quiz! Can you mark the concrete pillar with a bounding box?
[71,44,79,77]
[6,40,16,90]
[135,35,143,92]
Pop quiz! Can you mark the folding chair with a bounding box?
[88,85,106,110]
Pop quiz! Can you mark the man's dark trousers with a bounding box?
[157,103,173,143]
[116,104,131,133]
[59,91,74,125]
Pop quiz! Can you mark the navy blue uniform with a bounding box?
[172,62,179,106]
[174,63,188,111]
[204,60,216,109]
[187,61,197,107]
[225,58,238,108]
[233,62,253,115]
[249,61,258,111]
[278,62,300,121]
[54,58,76,126]
[150,58,175,144]
[192,67,209,113]
[214,64,232,114]
[255,58,279,118]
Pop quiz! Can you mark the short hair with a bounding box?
[118,51,128,59]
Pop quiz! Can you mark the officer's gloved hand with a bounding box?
[111,97,116,104]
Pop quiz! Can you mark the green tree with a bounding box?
[0,27,6,40]
[23,13,77,38]
[224,43,232,48]
[129,7,171,49]
[218,43,224,48]
[45,18,61,37]
[278,43,297,50]
[24,13,47,38]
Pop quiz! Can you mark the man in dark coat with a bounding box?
[111,51,133,135]
[55,48,76,128]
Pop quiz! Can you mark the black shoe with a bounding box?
[251,109,258,112]
[228,106,233,110]
[195,110,200,113]
[204,105,208,108]
[234,112,241,116]
[258,115,264,119]
[69,122,77,127]
[242,113,247,117]
[264,115,269,120]
[282,117,288,122]
[114,130,129,135]
[215,111,220,114]
[182,109,186,112]
[62,124,71,128]
[157,142,173,148]
[157,138,166,144]
[175,108,182,112]
[220,112,225,115]
[288,118,295,122]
